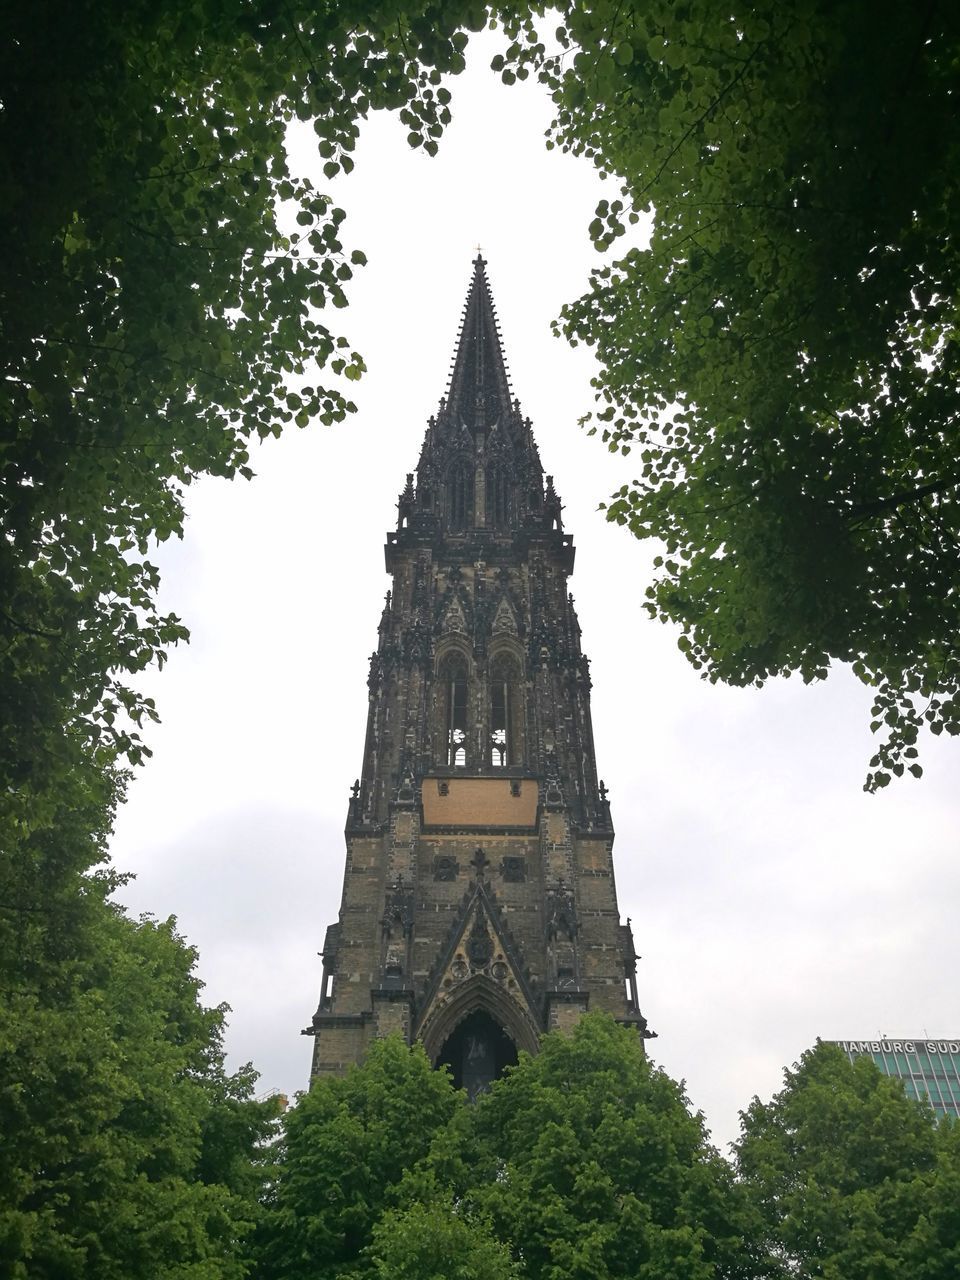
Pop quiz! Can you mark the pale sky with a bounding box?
[109,31,960,1151]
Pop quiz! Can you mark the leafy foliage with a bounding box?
[1,0,483,864]
[460,1015,764,1280]
[736,1042,960,1278]
[257,1036,461,1279]
[266,1018,764,1280]
[260,1021,960,1279]
[1,11,481,1268]
[499,1,960,789]
[368,1194,520,1280]
[0,878,279,1279]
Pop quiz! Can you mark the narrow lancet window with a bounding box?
[448,461,474,531]
[445,658,468,767]
[485,464,510,528]
[489,655,521,767]
[491,677,509,767]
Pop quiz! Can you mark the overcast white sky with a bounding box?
[109,31,959,1151]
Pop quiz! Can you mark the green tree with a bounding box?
[258,1036,462,1279]
[2,12,491,1275]
[498,1,960,789]
[368,1193,520,1280]
[259,1017,764,1280]
[1,0,486,865]
[736,1042,960,1279]
[0,881,279,1279]
[428,1015,765,1280]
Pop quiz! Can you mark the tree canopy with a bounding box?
[265,1017,765,1280]
[256,1035,462,1280]
[1,0,488,866]
[7,0,954,878]
[736,1041,960,1279]
[447,1014,764,1280]
[498,0,960,789]
[368,1195,521,1280]
[263,1022,960,1280]
[1,18,473,1266]
[0,875,279,1279]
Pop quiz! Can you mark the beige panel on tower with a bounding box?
[421,777,538,828]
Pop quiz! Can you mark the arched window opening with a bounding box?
[441,656,468,767]
[489,655,521,767]
[485,464,510,528]
[491,678,510,767]
[435,1009,518,1101]
[447,461,474,531]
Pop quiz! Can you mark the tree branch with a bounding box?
[845,476,959,520]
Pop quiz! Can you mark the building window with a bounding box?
[486,463,510,528]
[490,677,509,767]
[489,655,521,767]
[448,461,474,531]
[443,656,468,767]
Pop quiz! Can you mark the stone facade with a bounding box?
[304,256,652,1092]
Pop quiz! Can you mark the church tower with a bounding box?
[305,256,652,1097]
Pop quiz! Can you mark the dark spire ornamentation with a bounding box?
[390,258,572,550]
[445,255,513,433]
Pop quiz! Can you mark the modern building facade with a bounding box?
[303,256,652,1097]
[829,1038,960,1120]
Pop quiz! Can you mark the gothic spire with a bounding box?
[443,254,514,433]
[398,255,564,548]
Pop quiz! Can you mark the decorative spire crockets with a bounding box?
[445,254,513,434]
[395,256,566,545]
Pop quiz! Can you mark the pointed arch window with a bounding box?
[485,464,510,528]
[440,654,469,767]
[489,654,522,767]
[447,460,474,531]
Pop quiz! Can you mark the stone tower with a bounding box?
[305,256,652,1097]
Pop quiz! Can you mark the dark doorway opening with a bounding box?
[436,1010,519,1101]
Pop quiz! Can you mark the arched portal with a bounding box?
[435,1009,518,1101]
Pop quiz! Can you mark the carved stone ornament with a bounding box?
[470,847,490,879]
[467,905,494,969]
[382,876,414,937]
[545,879,578,942]
[492,595,518,635]
[444,596,468,634]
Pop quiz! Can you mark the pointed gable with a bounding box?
[491,594,518,636]
[443,595,468,635]
[416,879,541,1059]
